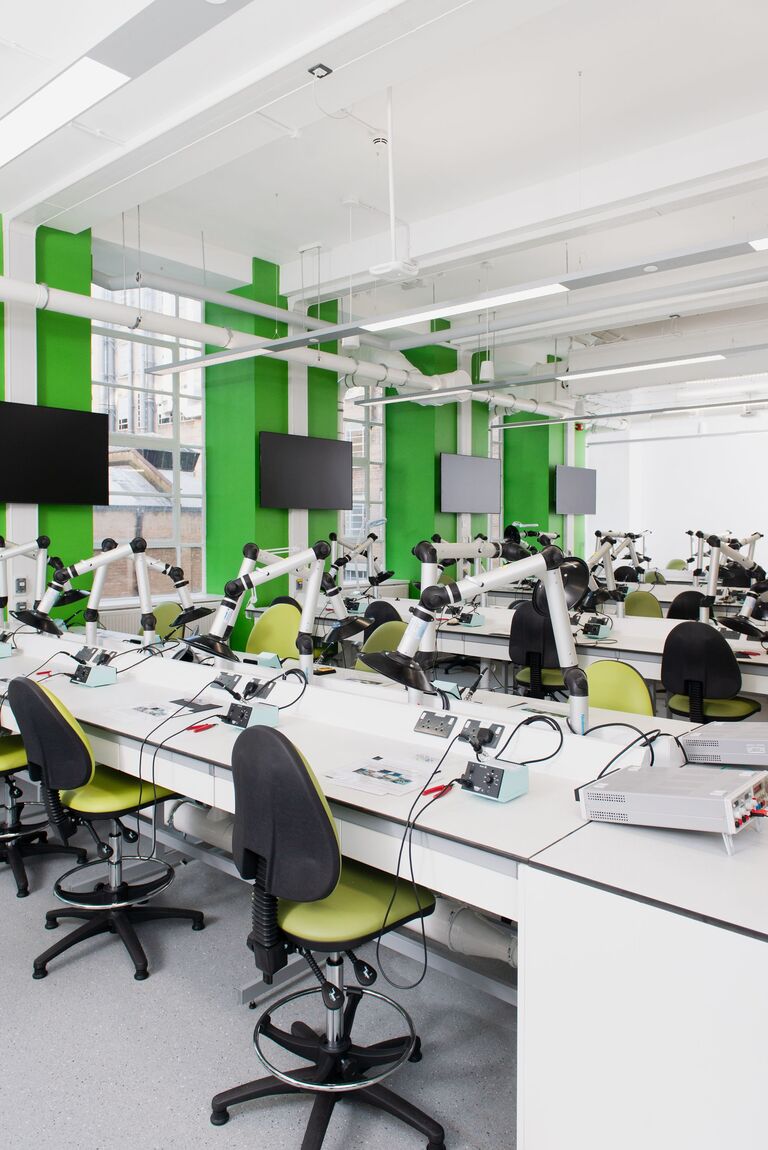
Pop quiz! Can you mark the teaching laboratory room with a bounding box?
[3,3,768,1148]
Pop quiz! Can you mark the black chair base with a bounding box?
[33,903,205,980]
[211,1017,444,1149]
[0,833,87,898]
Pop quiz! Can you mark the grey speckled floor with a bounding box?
[1,842,516,1150]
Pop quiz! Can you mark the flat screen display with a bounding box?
[555,465,597,515]
[440,454,501,514]
[260,432,353,510]
[0,402,108,505]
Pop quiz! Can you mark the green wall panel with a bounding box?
[386,332,458,584]
[36,227,93,587]
[205,258,288,648]
[307,299,339,547]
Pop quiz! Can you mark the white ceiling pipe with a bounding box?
[489,392,572,418]
[98,270,330,332]
[0,275,465,393]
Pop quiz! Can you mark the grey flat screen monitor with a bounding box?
[555,465,597,515]
[440,454,501,514]
[260,432,353,510]
[0,401,108,505]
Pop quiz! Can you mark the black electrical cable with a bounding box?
[375,731,466,990]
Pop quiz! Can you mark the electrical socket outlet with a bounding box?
[460,719,504,749]
[413,711,458,738]
[15,600,27,612]
[15,577,26,594]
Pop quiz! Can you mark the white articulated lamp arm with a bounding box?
[363,546,590,734]
[143,556,213,631]
[12,538,138,639]
[186,543,260,661]
[222,541,331,677]
[0,534,51,612]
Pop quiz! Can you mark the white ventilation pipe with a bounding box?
[404,897,518,966]
[0,275,467,392]
[97,270,329,333]
[170,802,234,853]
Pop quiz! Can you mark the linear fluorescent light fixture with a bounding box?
[0,57,129,168]
[361,283,569,333]
[556,354,725,382]
[749,238,768,251]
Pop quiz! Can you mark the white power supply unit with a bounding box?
[579,765,768,853]
[679,723,768,766]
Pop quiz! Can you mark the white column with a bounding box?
[3,220,38,615]
[287,356,308,596]
[563,420,575,555]
[457,396,473,552]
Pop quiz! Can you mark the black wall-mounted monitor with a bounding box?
[554,464,597,515]
[440,453,501,514]
[259,432,353,510]
[0,401,109,505]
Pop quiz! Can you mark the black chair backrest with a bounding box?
[667,590,706,620]
[614,565,639,583]
[661,621,742,700]
[720,565,750,588]
[7,678,93,791]
[363,599,401,637]
[271,596,302,611]
[231,726,340,902]
[509,602,559,668]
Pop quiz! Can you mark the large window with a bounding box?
[341,385,385,578]
[91,285,205,598]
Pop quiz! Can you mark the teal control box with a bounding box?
[459,759,529,802]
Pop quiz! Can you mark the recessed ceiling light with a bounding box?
[0,57,128,169]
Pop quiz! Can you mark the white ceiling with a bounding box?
[5,0,768,413]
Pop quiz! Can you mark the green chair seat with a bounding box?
[586,660,654,716]
[515,666,565,687]
[0,736,27,774]
[624,591,663,618]
[642,570,666,585]
[278,858,435,949]
[667,559,688,571]
[354,620,407,672]
[246,603,301,661]
[60,764,175,815]
[667,694,760,721]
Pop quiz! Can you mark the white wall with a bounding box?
[585,411,768,570]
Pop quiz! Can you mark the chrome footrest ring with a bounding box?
[53,857,174,909]
[252,985,415,1093]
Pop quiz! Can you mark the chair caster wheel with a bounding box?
[210,1110,230,1126]
[134,970,149,981]
[427,1141,445,1150]
[76,855,88,865]
[33,968,47,980]
[409,1037,423,1063]
[45,920,58,930]
[16,888,29,899]
[192,920,205,931]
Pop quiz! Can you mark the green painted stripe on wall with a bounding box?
[307,299,339,547]
[36,227,93,582]
[386,336,458,585]
[205,258,289,648]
